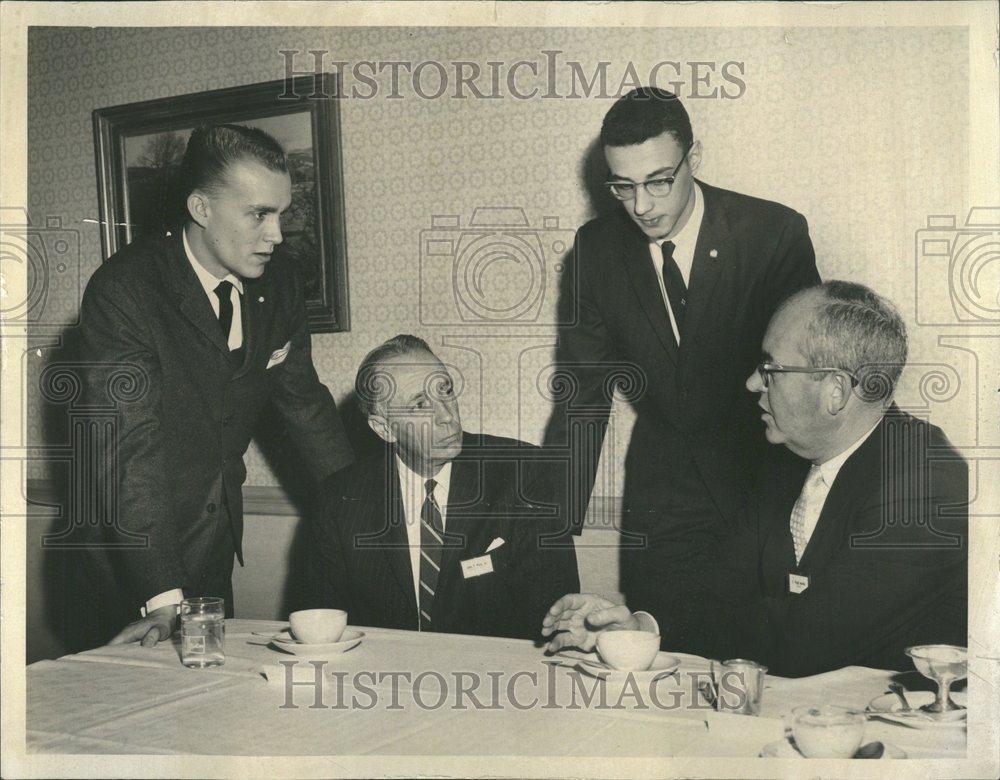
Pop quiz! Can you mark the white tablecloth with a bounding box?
[27,620,966,758]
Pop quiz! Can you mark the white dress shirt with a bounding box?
[183,227,244,350]
[646,182,705,345]
[141,231,246,617]
[396,455,453,610]
[794,418,883,554]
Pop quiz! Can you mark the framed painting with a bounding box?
[93,73,349,332]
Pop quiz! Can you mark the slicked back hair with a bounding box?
[355,334,435,416]
[600,87,694,149]
[784,281,908,403]
[180,124,288,205]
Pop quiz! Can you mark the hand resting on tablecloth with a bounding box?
[541,593,658,653]
[108,604,178,648]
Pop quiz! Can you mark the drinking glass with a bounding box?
[180,597,225,668]
[712,658,767,715]
[905,644,967,714]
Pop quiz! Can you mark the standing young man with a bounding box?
[545,87,820,616]
[79,125,353,646]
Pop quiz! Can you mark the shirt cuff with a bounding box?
[633,610,660,636]
[142,589,184,617]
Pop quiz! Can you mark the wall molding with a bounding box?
[25,478,300,517]
[24,478,623,526]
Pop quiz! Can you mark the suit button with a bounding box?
[223,414,233,425]
[207,503,217,513]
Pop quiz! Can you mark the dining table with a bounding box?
[26,619,967,759]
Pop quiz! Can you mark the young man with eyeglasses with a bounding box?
[544,87,820,622]
[544,282,967,677]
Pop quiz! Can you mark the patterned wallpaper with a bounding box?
[25,25,971,490]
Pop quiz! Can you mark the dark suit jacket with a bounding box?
[658,407,969,677]
[308,432,580,641]
[78,230,353,620]
[544,181,819,612]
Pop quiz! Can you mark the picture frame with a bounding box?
[92,73,350,333]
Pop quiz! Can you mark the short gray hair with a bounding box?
[785,281,908,402]
[355,334,434,416]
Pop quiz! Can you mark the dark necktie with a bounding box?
[660,241,687,338]
[213,281,235,346]
[418,479,444,630]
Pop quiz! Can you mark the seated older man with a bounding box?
[543,281,968,677]
[308,334,579,641]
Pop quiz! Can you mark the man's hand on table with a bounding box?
[542,593,655,653]
[108,604,179,647]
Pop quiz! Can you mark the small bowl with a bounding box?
[789,705,866,758]
[596,630,661,671]
[289,609,348,645]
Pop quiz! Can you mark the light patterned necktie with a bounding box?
[418,479,444,630]
[789,465,825,564]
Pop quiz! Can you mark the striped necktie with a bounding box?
[418,478,444,630]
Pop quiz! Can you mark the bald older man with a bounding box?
[544,281,968,677]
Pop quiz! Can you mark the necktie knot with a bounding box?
[804,465,825,492]
[213,280,233,301]
[660,240,676,261]
[424,479,437,498]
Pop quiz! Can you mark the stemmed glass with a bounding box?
[904,644,967,714]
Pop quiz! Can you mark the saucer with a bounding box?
[761,738,906,759]
[268,628,364,657]
[575,651,681,682]
[867,691,966,729]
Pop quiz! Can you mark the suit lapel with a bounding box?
[164,231,233,357]
[619,216,679,365]
[361,453,417,617]
[799,424,881,571]
[681,182,734,358]
[233,272,275,379]
[758,449,810,587]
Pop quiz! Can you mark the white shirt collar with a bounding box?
[815,417,882,486]
[654,181,704,256]
[395,454,453,502]
[182,226,243,296]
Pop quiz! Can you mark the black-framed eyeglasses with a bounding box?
[755,361,859,388]
[604,144,692,201]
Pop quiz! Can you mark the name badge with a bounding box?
[788,572,810,594]
[461,554,494,579]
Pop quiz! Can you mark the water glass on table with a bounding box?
[180,597,225,668]
[711,658,767,715]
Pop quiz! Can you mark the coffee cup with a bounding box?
[289,609,348,644]
[789,706,866,758]
[596,630,661,671]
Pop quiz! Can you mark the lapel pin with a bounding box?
[258,296,265,303]
[709,249,718,258]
